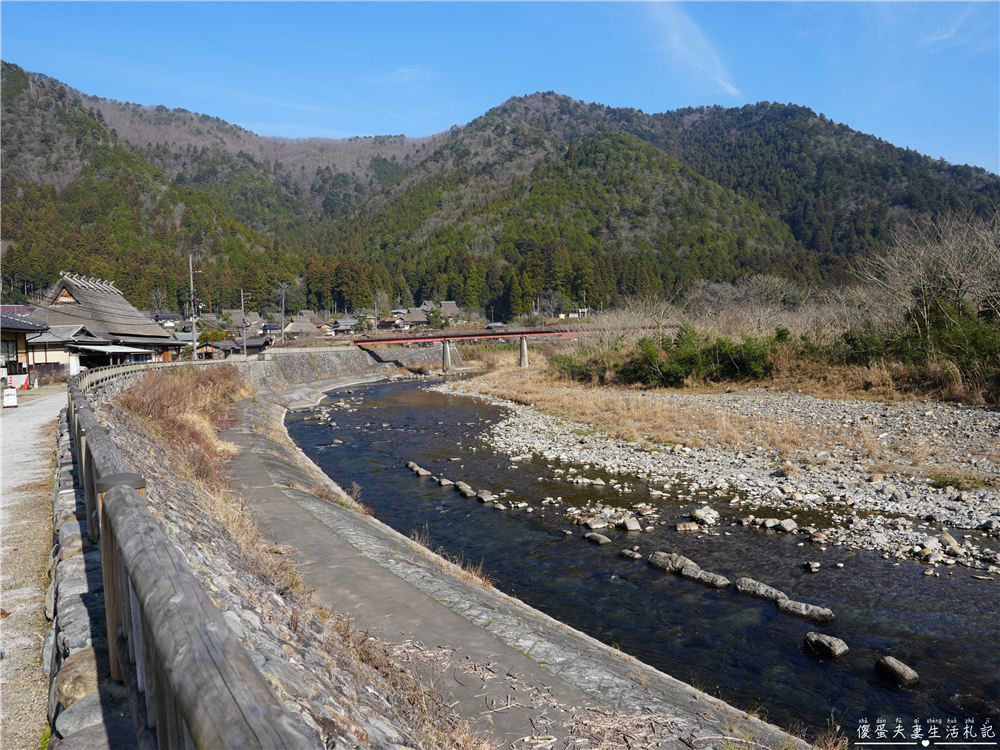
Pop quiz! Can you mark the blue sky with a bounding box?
[2,2,997,173]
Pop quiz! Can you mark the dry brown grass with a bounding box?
[204,485,304,597]
[284,479,374,516]
[316,609,492,750]
[853,424,882,460]
[852,360,895,393]
[116,365,253,482]
[458,342,521,372]
[909,441,930,467]
[408,524,495,589]
[465,363,815,455]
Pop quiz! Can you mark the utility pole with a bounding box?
[281,285,286,345]
[206,279,214,354]
[240,289,252,381]
[240,289,251,360]
[189,255,198,361]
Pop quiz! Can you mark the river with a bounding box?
[285,379,1000,742]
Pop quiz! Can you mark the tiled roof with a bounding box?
[1,311,49,332]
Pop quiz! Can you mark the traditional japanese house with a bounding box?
[1,311,48,387]
[28,273,184,364]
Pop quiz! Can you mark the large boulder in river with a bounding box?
[804,632,849,659]
[648,552,698,573]
[680,566,730,588]
[616,516,642,532]
[691,506,720,525]
[735,577,789,602]
[584,533,611,546]
[875,656,919,686]
[777,599,835,622]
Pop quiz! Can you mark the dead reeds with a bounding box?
[115,364,253,482]
[465,365,815,455]
[408,524,495,589]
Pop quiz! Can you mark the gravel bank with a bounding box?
[436,381,1000,575]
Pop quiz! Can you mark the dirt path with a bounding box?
[1,392,65,749]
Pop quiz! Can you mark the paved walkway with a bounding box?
[223,380,810,750]
[1,388,67,749]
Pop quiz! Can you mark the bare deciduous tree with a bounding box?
[148,287,170,312]
[854,211,1000,342]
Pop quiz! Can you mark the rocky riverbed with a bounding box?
[434,381,1000,576]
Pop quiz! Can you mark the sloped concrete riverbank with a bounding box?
[231,376,815,749]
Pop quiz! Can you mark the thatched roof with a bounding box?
[284,319,319,335]
[30,273,171,340]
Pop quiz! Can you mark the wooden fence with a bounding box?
[68,361,311,749]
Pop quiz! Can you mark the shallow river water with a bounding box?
[286,379,1000,742]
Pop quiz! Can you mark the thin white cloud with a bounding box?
[919,5,974,48]
[201,85,335,116]
[650,2,742,99]
[387,66,431,85]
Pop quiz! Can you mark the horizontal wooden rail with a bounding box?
[68,362,311,749]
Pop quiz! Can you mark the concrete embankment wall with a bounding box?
[246,343,461,393]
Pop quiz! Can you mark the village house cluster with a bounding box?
[0,272,472,387]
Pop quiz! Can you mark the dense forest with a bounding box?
[2,61,997,319]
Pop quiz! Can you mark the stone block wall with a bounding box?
[43,409,135,748]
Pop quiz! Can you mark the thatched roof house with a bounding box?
[29,273,183,360]
[283,317,320,337]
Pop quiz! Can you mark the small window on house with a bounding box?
[1,338,17,362]
[54,288,79,304]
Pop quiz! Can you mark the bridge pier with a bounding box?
[519,336,529,368]
[442,339,452,373]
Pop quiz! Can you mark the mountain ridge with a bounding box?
[2,60,997,319]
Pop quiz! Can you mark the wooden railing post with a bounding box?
[96,472,146,682]
[81,425,108,543]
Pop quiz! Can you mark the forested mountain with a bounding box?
[1,61,302,312]
[2,61,997,319]
[464,93,1000,284]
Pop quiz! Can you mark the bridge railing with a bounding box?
[67,361,311,749]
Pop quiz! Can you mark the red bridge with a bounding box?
[354,325,675,372]
[354,327,577,372]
